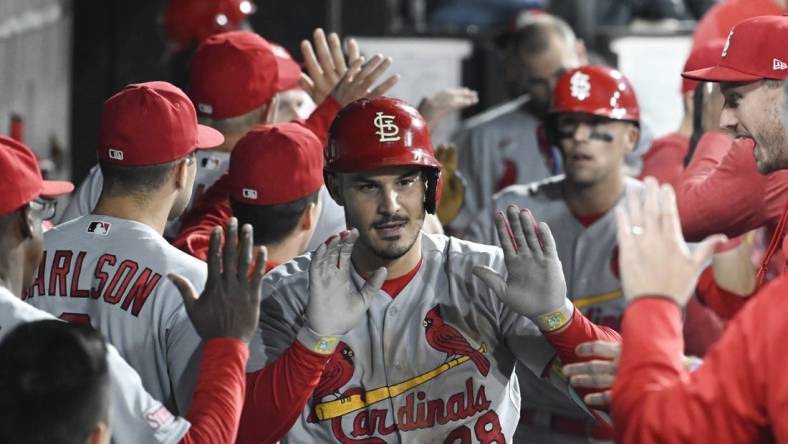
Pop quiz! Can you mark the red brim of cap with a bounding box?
[682,65,764,83]
[276,58,303,92]
[195,124,225,149]
[41,180,74,197]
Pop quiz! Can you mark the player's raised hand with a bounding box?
[617,177,726,306]
[299,28,361,105]
[307,229,387,336]
[473,205,569,326]
[329,54,400,107]
[418,88,479,129]
[562,341,621,407]
[168,218,266,344]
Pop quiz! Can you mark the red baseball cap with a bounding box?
[164,0,256,50]
[229,123,323,206]
[681,39,726,94]
[683,14,788,83]
[0,136,73,215]
[189,32,302,119]
[99,81,224,166]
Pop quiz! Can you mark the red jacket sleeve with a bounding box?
[639,133,690,188]
[174,174,234,261]
[543,308,622,364]
[179,338,249,444]
[236,340,330,444]
[677,132,788,242]
[611,277,788,443]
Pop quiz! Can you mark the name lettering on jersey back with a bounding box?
[24,250,162,317]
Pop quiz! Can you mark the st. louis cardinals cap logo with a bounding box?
[570,71,591,101]
[373,112,401,142]
[87,221,111,235]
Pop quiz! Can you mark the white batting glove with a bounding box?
[473,205,572,332]
[306,229,387,337]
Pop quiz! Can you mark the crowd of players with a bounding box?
[0,0,787,443]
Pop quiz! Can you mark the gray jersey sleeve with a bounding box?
[0,290,190,444]
[59,165,103,223]
[249,256,312,372]
[162,299,203,414]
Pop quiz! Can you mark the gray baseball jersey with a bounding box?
[449,97,554,233]
[60,155,346,247]
[251,232,592,443]
[466,176,642,438]
[59,150,231,238]
[24,215,206,415]
[0,286,190,443]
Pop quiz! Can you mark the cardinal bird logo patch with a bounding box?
[423,305,490,376]
[308,342,355,423]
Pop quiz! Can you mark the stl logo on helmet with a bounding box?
[373,112,401,143]
[570,71,591,101]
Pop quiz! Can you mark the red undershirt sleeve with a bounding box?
[543,308,622,364]
[236,340,331,444]
[296,96,341,146]
[694,266,750,320]
[179,338,249,444]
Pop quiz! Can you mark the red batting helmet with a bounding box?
[326,97,442,214]
[164,0,256,50]
[550,65,640,123]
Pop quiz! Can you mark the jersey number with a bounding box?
[444,411,504,444]
[58,312,92,327]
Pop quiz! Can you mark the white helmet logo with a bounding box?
[722,30,733,58]
[570,71,591,101]
[373,112,401,142]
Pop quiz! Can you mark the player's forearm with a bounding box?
[543,308,621,364]
[612,298,742,443]
[299,96,340,147]
[695,267,750,320]
[180,338,249,444]
[236,339,330,444]
[678,135,769,241]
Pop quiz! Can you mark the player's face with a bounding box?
[274,88,316,123]
[337,167,426,260]
[720,80,788,174]
[555,112,636,187]
[506,36,581,118]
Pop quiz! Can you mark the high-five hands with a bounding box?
[299,28,399,107]
[473,205,572,332]
[617,177,726,306]
[306,230,388,336]
[169,218,267,344]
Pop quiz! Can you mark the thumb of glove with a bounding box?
[472,265,507,300]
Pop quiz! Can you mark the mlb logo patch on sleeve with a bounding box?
[201,157,222,169]
[87,221,111,235]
